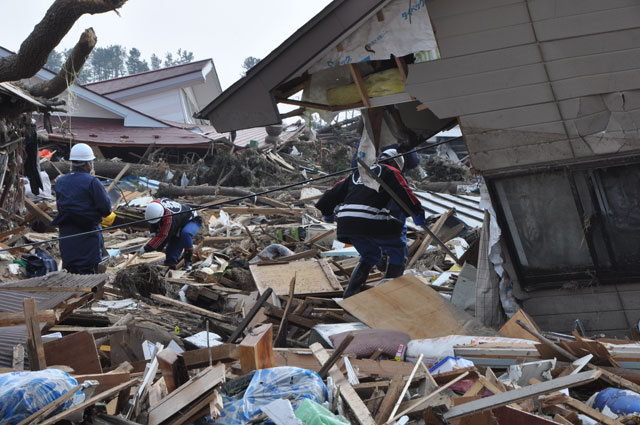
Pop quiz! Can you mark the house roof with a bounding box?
[42,116,302,149]
[0,46,168,128]
[85,59,215,95]
[195,0,391,131]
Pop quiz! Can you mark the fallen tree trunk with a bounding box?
[41,161,175,180]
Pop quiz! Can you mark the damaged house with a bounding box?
[196,0,640,336]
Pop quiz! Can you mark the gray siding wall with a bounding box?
[407,0,640,171]
[406,1,640,335]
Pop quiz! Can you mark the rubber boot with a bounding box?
[183,250,193,271]
[343,262,373,298]
[385,263,405,279]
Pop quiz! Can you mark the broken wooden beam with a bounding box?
[227,288,273,343]
[443,370,602,420]
[318,333,354,379]
[150,294,232,323]
[156,348,189,393]
[311,342,376,425]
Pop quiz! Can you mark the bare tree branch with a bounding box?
[27,28,97,98]
[0,0,127,83]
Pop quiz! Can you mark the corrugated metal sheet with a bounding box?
[414,191,483,228]
[0,324,45,369]
[0,272,107,312]
[0,272,107,368]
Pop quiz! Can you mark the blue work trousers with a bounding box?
[164,221,201,265]
[348,234,408,268]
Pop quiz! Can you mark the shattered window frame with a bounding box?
[487,156,640,292]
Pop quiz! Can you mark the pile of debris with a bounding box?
[1,175,640,425]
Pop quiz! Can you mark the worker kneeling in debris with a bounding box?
[51,143,112,274]
[139,198,202,270]
[316,150,425,298]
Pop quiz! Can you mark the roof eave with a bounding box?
[195,0,390,131]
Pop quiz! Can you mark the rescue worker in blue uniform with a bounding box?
[139,198,202,270]
[51,143,112,274]
[316,151,425,298]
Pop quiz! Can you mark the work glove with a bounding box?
[101,212,116,228]
[323,214,335,223]
[413,213,426,227]
[135,247,146,255]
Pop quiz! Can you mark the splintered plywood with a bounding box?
[249,260,342,296]
[339,275,498,340]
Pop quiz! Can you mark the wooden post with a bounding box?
[156,348,189,393]
[23,298,46,370]
[238,324,275,374]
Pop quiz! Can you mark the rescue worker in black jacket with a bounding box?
[316,151,425,298]
[51,143,112,274]
[138,198,202,270]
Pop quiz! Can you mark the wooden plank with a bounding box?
[106,163,131,193]
[318,333,355,379]
[388,354,424,420]
[0,310,57,327]
[339,274,497,339]
[48,325,128,336]
[181,344,238,369]
[443,370,602,420]
[238,323,274,374]
[375,375,404,423]
[24,198,53,225]
[499,309,541,341]
[227,288,273,343]
[150,294,232,323]
[408,209,454,267]
[23,298,46,370]
[274,276,296,347]
[148,364,225,425]
[349,64,372,109]
[12,344,24,370]
[221,206,304,216]
[44,331,102,374]
[492,406,564,425]
[250,259,342,296]
[73,372,131,394]
[310,342,376,425]
[388,372,470,423]
[562,396,623,425]
[40,379,139,425]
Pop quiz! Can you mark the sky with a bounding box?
[1,0,333,90]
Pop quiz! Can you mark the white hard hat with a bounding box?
[69,143,95,161]
[145,201,165,224]
[379,148,404,171]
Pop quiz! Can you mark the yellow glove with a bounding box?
[102,212,116,228]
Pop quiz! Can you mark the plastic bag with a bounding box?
[214,367,327,425]
[0,369,84,425]
[21,247,58,278]
[295,399,350,425]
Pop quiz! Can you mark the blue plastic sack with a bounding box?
[0,369,84,425]
[214,367,327,425]
[591,387,640,417]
